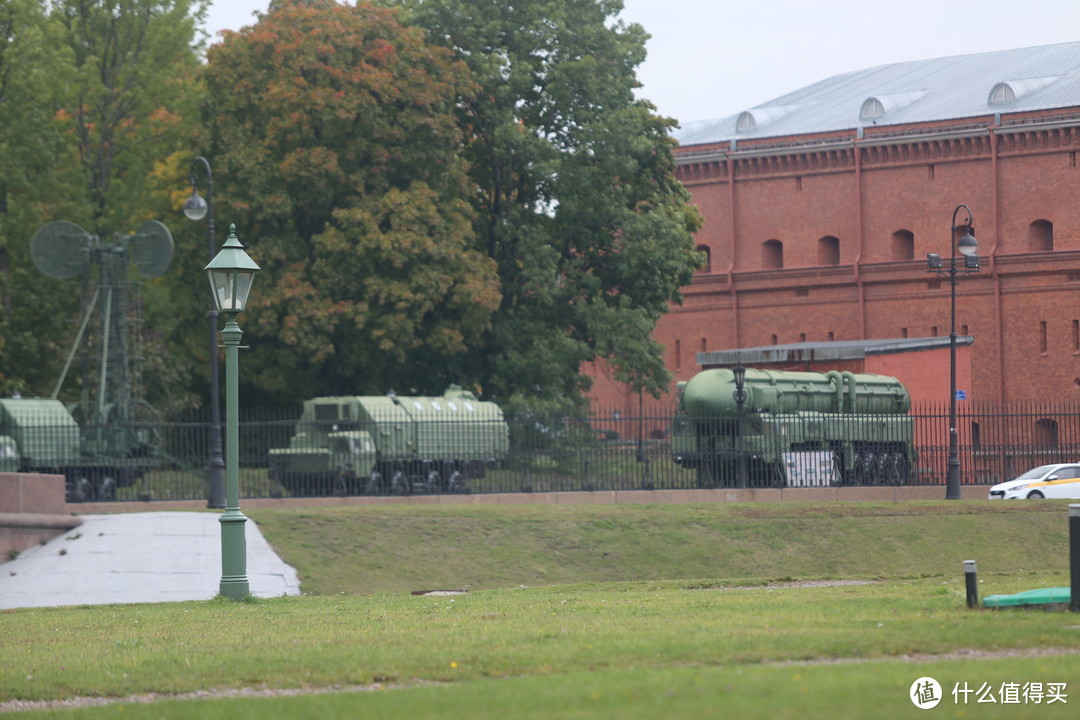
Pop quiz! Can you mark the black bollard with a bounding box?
[1071,505,1079,613]
[963,560,979,609]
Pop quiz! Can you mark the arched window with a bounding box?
[695,244,711,273]
[1029,220,1053,252]
[988,78,1060,106]
[1034,418,1059,450]
[859,92,926,120]
[891,230,915,260]
[818,236,840,265]
[762,239,783,269]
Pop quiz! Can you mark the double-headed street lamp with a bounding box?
[184,157,225,509]
[205,225,260,600]
[732,365,749,489]
[927,204,980,500]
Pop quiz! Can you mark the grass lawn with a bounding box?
[250,499,1074,594]
[1,500,1078,718]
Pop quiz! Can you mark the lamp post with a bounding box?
[205,225,260,599]
[927,205,979,500]
[732,365,749,489]
[184,157,226,509]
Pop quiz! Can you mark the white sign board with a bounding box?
[783,451,839,487]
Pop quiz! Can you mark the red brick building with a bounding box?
[590,42,1080,413]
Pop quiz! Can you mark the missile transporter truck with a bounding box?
[671,368,915,488]
[0,397,154,501]
[268,386,509,496]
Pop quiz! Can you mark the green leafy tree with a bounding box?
[201,0,500,404]
[387,0,703,414]
[0,0,207,407]
[53,0,207,235]
[44,0,207,413]
[0,1,84,396]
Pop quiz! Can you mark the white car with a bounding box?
[988,463,1080,499]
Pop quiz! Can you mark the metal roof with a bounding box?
[676,41,1080,147]
[696,336,974,367]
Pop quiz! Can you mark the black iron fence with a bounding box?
[5,401,1080,502]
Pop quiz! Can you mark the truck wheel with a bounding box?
[333,474,349,497]
[447,470,466,493]
[853,451,874,485]
[67,476,92,503]
[887,454,909,485]
[365,471,383,495]
[96,475,117,501]
[391,470,410,495]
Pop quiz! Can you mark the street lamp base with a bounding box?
[945,463,962,500]
[219,577,251,599]
[219,510,249,599]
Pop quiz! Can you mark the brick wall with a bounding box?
[0,473,67,515]
[587,112,1080,411]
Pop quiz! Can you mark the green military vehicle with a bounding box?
[671,368,915,488]
[268,386,510,496]
[0,397,153,500]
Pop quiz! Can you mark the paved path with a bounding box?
[0,512,301,609]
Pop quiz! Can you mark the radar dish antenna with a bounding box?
[128,220,175,277]
[29,219,175,441]
[30,221,92,279]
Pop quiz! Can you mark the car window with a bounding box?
[1018,465,1057,480]
[1056,466,1080,480]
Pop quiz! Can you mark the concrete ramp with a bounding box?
[0,511,301,609]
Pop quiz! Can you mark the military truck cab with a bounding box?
[268,430,377,496]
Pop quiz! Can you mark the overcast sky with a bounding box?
[203,0,1080,127]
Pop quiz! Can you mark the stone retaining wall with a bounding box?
[66,483,989,514]
[0,473,81,556]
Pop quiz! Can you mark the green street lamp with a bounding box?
[205,224,260,599]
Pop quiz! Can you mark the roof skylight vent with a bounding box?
[736,105,800,133]
[859,91,927,121]
[988,77,1060,106]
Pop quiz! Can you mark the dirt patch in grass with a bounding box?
[729,501,1067,520]
[0,681,413,713]
[703,579,877,590]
